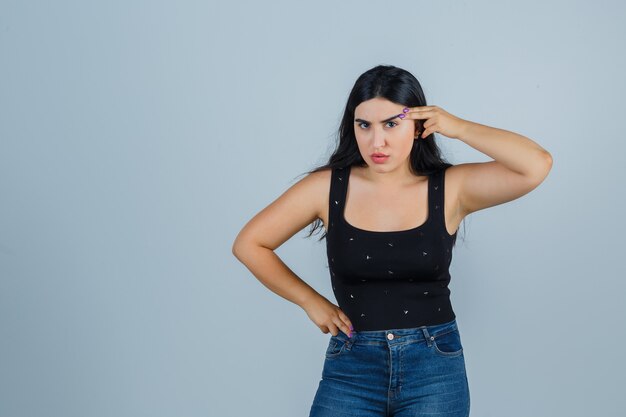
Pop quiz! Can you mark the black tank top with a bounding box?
[326,165,458,331]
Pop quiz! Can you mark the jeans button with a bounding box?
[387,333,394,340]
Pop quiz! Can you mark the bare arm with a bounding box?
[233,246,319,309]
[231,169,354,337]
[452,121,553,216]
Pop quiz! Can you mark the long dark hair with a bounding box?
[297,64,466,244]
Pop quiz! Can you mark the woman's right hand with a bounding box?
[301,295,354,338]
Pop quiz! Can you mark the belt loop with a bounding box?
[421,327,433,347]
[345,336,354,351]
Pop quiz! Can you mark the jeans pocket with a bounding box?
[325,335,347,359]
[432,328,464,357]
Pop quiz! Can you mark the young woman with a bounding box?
[232,65,552,417]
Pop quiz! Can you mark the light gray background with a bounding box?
[1,1,625,416]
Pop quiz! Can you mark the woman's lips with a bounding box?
[371,155,389,164]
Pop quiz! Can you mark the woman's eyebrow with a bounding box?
[354,114,403,123]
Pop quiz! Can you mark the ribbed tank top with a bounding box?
[325,165,458,331]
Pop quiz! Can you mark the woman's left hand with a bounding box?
[401,105,469,140]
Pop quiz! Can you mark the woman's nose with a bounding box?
[372,135,386,148]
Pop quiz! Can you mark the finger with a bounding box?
[404,109,435,119]
[327,323,339,336]
[332,318,350,337]
[344,317,354,332]
[405,105,435,112]
[337,309,349,324]
[337,311,354,333]
[422,120,436,133]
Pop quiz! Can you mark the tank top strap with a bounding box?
[428,167,446,226]
[328,165,349,232]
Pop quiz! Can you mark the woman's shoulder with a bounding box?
[295,167,333,200]
[305,166,333,183]
[441,163,463,183]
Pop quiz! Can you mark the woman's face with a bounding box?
[353,97,417,170]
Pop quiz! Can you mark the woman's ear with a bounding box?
[414,120,423,137]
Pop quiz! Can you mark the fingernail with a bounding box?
[398,114,405,119]
[403,107,409,113]
[350,325,354,330]
[348,332,352,338]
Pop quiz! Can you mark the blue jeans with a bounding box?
[308,318,470,417]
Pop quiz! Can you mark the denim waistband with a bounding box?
[334,318,459,347]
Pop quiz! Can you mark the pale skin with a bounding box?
[232,97,553,339]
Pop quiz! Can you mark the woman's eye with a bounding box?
[358,121,397,129]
